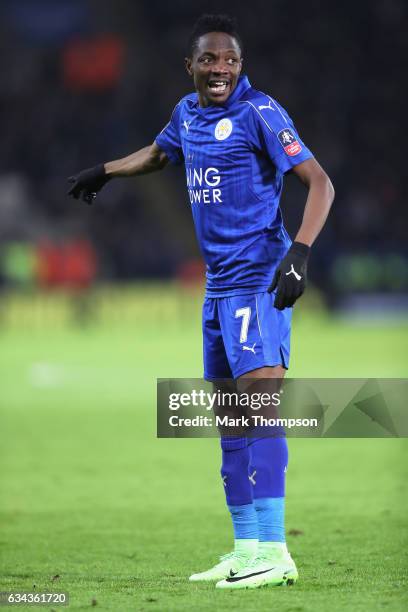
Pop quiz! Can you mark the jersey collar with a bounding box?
[223,75,251,108]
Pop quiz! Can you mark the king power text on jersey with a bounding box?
[186,166,222,204]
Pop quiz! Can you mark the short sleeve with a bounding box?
[155,103,183,165]
[246,98,313,174]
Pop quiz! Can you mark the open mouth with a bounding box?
[207,80,230,95]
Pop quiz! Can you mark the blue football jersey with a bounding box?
[155,75,313,297]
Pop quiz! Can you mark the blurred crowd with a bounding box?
[0,0,406,293]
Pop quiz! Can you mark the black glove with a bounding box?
[67,164,111,204]
[268,242,310,310]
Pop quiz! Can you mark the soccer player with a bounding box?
[68,14,334,589]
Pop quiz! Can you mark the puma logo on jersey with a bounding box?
[285,265,302,281]
[243,343,256,354]
[258,101,275,111]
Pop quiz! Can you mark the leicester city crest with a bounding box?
[215,118,233,141]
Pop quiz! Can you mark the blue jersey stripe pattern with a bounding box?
[155,76,313,297]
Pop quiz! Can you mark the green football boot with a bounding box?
[189,539,257,582]
[215,544,298,589]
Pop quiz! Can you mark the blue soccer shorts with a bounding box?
[202,291,292,380]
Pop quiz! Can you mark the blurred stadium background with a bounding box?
[0,1,407,609]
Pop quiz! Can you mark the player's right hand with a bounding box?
[67,164,111,204]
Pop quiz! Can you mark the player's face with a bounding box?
[185,32,242,107]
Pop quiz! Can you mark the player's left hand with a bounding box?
[268,242,310,310]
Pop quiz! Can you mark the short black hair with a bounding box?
[187,14,243,57]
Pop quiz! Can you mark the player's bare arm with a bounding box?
[269,159,334,310]
[292,158,335,247]
[105,142,168,177]
[67,142,168,203]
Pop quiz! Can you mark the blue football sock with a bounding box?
[253,497,285,542]
[220,437,252,506]
[220,437,258,541]
[228,503,258,541]
[248,435,288,497]
[248,435,288,542]
[221,438,252,506]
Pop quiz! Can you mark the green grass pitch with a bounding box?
[0,286,407,611]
